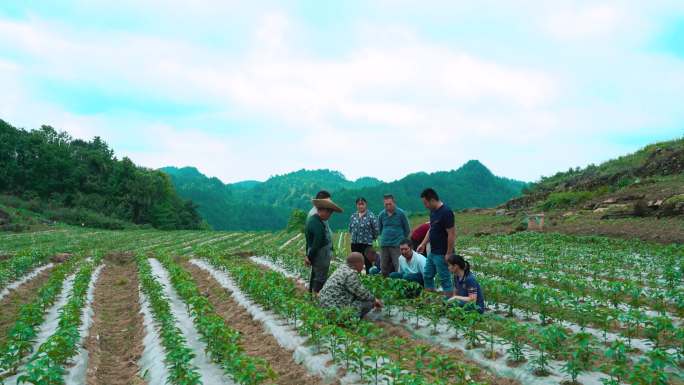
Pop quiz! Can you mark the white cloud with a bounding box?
[0,3,683,183]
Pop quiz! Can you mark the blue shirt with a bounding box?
[429,203,454,255]
[378,208,410,247]
[454,272,485,313]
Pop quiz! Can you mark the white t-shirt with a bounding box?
[398,251,426,275]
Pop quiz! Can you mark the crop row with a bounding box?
[136,255,202,385]
[155,253,274,384]
[197,249,490,385]
[0,255,80,376]
[248,244,683,385]
[17,257,102,384]
[0,249,51,291]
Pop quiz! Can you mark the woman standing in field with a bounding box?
[349,197,379,274]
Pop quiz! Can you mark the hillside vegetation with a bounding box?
[0,119,204,230]
[163,161,527,231]
[455,138,684,244]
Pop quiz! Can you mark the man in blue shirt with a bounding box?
[377,194,411,277]
[417,188,455,296]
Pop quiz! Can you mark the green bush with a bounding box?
[286,209,307,233]
[539,191,595,211]
[45,207,131,230]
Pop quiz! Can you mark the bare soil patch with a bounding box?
[85,253,146,385]
[184,262,328,385]
[0,266,54,346]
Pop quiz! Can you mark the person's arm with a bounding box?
[445,226,455,258]
[418,229,429,254]
[307,219,325,260]
[346,272,374,302]
[401,212,410,238]
[377,212,384,235]
[371,213,379,240]
[445,210,456,259]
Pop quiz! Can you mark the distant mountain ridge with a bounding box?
[161,162,527,231]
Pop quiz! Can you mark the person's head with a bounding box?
[315,190,331,199]
[364,246,378,264]
[317,207,333,220]
[347,252,365,272]
[447,254,471,276]
[420,188,440,210]
[383,194,396,212]
[356,197,367,213]
[399,239,413,259]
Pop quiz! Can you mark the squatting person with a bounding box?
[319,252,383,318]
[447,254,486,313]
[305,196,343,294]
[389,238,427,287]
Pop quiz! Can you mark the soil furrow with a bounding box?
[0,266,55,346]
[85,253,146,385]
[183,261,327,385]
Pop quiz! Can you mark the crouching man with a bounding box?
[319,252,383,318]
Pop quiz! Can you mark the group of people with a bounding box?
[305,188,486,319]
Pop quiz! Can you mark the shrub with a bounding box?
[539,191,594,211]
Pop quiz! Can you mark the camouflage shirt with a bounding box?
[319,264,374,308]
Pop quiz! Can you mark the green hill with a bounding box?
[503,137,684,217]
[162,161,527,231]
[0,119,204,230]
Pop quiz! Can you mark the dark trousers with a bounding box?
[351,243,372,273]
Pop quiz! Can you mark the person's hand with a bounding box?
[417,243,426,254]
[444,254,450,263]
[304,257,311,266]
[374,298,383,308]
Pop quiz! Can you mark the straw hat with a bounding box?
[312,198,343,213]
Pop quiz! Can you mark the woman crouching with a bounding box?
[446,254,486,314]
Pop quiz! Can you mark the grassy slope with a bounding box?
[407,138,684,245]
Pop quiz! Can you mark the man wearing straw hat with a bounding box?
[305,196,343,294]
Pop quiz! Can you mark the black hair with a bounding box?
[420,188,439,202]
[383,194,394,201]
[447,254,471,276]
[315,190,331,199]
[356,197,367,204]
[364,246,377,258]
[399,238,412,247]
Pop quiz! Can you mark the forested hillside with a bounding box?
[0,119,204,230]
[162,161,527,230]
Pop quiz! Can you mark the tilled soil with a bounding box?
[375,320,520,385]
[245,259,519,385]
[0,266,54,346]
[184,262,328,385]
[85,254,146,385]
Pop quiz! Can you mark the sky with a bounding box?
[1,1,683,184]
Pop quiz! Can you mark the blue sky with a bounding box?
[1,1,683,183]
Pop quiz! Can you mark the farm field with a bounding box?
[0,227,681,385]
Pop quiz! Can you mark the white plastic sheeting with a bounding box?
[190,259,366,385]
[148,258,236,385]
[138,289,171,385]
[2,272,77,384]
[383,308,610,385]
[0,263,54,301]
[252,255,621,385]
[63,264,104,385]
[279,233,302,250]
